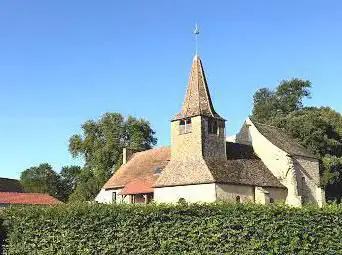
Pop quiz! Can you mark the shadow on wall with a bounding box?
[293,158,315,203]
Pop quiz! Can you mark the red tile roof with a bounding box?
[0,192,61,205]
[119,178,154,195]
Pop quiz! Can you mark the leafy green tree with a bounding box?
[67,167,99,202]
[59,165,82,202]
[20,163,61,199]
[252,79,311,123]
[251,79,342,201]
[68,112,157,201]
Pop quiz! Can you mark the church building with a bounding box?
[95,54,325,207]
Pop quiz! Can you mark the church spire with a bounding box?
[173,55,224,121]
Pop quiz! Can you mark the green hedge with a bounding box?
[2,203,342,254]
[0,216,4,255]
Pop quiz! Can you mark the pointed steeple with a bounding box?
[173,55,224,120]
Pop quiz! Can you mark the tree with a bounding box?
[252,79,311,123]
[68,112,157,201]
[20,163,61,199]
[251,79,342,201]
[59,165,82,202]
[67,167,99,202]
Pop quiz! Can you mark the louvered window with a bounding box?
[208,119,218,134]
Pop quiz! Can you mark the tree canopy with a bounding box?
[20,163,82,202]
[20,163,61,200]
[19,113,157,202]
[68,112,157,201]
[251,79,342,200]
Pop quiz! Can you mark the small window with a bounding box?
[270,198,274,204]
[179,118,192,134]
[208,119,218,134]
[185,118,192,132]
[112,192,117,203]
[236,196,241,203]
[154,167,163,174]
[301,176,306,200]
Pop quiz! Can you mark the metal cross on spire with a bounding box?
[193,24,200,56]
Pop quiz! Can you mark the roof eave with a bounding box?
[153,180,284,189]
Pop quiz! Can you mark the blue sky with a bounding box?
[1,1,341,178]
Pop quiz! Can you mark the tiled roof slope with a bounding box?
[0,192,61,205]
[119,178,154,195]
[173,55,224,121]
[153,158,216,187]
[103,147,170,189]
[253,121,318,159]
[208,143,284,188]
[0,177,24,192]
[154,143,284,188]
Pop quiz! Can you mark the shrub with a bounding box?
[2,202,342,254]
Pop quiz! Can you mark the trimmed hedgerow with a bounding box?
[2,202,342,254]
[0,217,4,255]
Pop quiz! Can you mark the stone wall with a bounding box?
[238,119,302,207]
[265,187,288,203]
[254,186,287,204]
[170,116,203,160]
[171,116,226,162]
[202,118,226,160]
[293,156,325,205]
[215,184,254,203]
[154,183,216,203]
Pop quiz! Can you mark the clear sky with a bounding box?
[1,1,341,179]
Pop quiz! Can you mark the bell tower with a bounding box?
[170,55,226,162]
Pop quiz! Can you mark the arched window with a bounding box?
[236,196,241,203]
[301,176,306,201]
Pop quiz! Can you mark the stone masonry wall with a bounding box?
[202,118,227,161]
[242,119,302,207]
[215,184,254,203]
[170,116,203,160]
[293,156,325,205]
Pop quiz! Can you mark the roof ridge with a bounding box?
[251,120,318,159]
[0,191,52,195]
[134,146,171,155]
[0,177,19,181]
[251,120,284,130]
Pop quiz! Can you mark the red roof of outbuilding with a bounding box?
[0,192,61,205]
[119,178,154,195]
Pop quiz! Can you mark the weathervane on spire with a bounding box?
[194,24,200,56]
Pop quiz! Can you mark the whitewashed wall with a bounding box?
[237,119,302,207]
[154,183,216,203]
[95,188,130,204]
